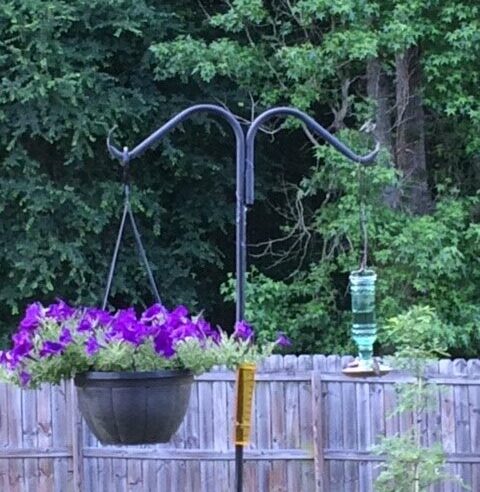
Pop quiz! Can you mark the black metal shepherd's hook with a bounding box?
[106,104,247,323]
[234,106,379,492]
[245,107,380,206]
[106,104,379,492]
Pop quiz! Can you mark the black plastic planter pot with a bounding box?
[74,370,193,445]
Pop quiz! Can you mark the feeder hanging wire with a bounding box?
[357,164,369,272]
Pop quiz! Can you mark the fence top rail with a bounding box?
[0,355,477,393]
[206,354,480,378]
[196,371,480,385]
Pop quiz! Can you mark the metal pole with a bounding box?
[106,105,247,492]
[235,445,244,492]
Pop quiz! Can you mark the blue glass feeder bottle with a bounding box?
[350,269,377,361]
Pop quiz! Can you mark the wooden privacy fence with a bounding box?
[0,355,478,492]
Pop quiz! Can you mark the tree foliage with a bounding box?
[1,1,479,357]
[0,0,243,339]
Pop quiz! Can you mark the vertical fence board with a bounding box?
[327,356,344,491]
[356,379,372,491]
[468,360,480,492]
[68,381,83,492]
[453,360,471,490]
[315,354,329,490]
[126,458,143,491]
[213,369,229,492]
[142,459,157,492]
[270,355,286,492]
[184,367,200,492]
[198,379,214,492]
[0,383,9,491]
[157,459,172,491]
[370,379,385,485]
[312,370,325,492]
[342,378,358,492]
[285,355,300,492]
[244,461,258,492]
[298,356,315,492]
[98,456,110,491]
[427,361,442,446]
[51,382,71,492]
[255,358,272,491]
[225,373,235,492]
[22,388,38,491]
[428,362,443,492]
[440,360,456,492]
[37,384,53,492]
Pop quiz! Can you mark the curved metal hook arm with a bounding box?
[245,106,380,206]
[107,104,244,161]
[105,104,248,322]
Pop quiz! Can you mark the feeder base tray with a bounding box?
[342,359,391,377]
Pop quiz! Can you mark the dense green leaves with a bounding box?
[0,0,242,339]
[1,1,479,358]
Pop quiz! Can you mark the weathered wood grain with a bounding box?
[0,356,478,491]
[270,355,287,492]
[255,358,272,491]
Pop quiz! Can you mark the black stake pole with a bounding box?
[235,445,244,492]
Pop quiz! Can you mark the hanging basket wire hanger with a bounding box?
[103,133,161,310]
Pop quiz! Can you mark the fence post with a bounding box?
[68,380,83,492]
[312,370,325,492]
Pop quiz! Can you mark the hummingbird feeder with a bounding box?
[343,168,391,377]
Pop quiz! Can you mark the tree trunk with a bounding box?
[367,58,392,152]
[394,46,432,214]
[367,57,402,209]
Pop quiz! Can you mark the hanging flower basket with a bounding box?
[75,370,193,444]
[0,300,286,445]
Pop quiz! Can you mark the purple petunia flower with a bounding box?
[84,308,112,327]
[233,321,254,342]
[123,322,149,346]
[77,317,93,332]
[85,337,100,356]
[275,333,291,348]
[46,300,75,322]
[171,321,198,342]
[11,333,33,360]
[109,309,149,346]
[153,330,174,358]
[59,328,73,345]
[168,305,189,329]
[0,350,20,370]
[195,319,221,344]
[39,341,65,358]
[19,371,31,386]
[141,304,168,325]
[19,302,44,332]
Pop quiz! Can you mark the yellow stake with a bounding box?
[234,363,256,446]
